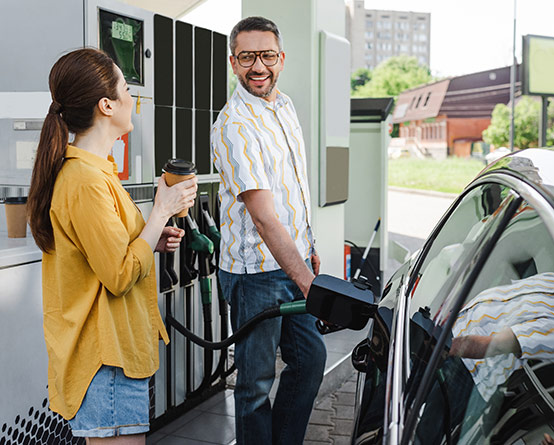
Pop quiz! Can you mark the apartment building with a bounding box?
[346,0,430,71]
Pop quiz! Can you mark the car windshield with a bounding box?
[407,188,554,444]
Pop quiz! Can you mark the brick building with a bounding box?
[391,65,521,159]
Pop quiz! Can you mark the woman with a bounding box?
[27,48,197,444]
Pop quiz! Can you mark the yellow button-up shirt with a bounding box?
[42,145,169,420]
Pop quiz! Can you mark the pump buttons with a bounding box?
[145,48,152,58]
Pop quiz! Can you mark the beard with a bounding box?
[238,70,279,99]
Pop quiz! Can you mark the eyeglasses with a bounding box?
[234,50,281,68]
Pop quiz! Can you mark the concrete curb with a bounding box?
[388,185,458,199]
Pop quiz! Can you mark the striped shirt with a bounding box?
[452,272,554,401]
[211,83,314,274]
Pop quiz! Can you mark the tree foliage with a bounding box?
[482,96,554,149]
[351,55,433,98]
[351,67,372,91]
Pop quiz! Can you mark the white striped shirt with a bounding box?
[452,272,554,401]
[210,84,314,274]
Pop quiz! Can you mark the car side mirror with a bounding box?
[306,274,377,330]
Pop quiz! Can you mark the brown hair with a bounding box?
[229,16,283,55]
[28,48,120,252]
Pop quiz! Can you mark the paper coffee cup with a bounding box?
[162,159,197,217]
[5,197,28,238]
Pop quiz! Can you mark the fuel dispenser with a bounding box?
[344,98,394,298]
[0,0,229,442]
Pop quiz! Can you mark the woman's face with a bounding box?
[113,66,134,135]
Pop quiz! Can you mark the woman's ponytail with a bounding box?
[27,107,68,252]
[27,48,119,253]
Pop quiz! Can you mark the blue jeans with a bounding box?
[219,265,326,445]
[69,365,149,437]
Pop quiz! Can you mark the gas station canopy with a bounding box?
[121,0,206,18]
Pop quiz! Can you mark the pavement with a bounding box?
[146,187,457,445]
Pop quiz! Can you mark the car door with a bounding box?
[353,181,521,445]
[400,175,554,445]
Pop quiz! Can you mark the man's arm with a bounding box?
[449,327,521,359]
[241,189,314,297]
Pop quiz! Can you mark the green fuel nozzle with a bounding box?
[186,215,214,254]
[202,209,222,246]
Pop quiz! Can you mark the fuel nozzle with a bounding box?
[186,215,214,254]
[202,209,222,247]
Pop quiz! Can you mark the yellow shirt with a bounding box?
[42,145,169,420]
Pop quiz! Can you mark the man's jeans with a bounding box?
[219,265,327,445]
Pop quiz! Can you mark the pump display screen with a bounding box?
[99,9,144,85]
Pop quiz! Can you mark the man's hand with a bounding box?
[155,226,185,253]
[311,252,321,276]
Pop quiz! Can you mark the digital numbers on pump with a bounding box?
[112,21,133,42]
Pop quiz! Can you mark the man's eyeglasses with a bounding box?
[234,50,281,68]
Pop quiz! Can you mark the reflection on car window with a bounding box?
[412,201,554,445]
[406,184,515,390]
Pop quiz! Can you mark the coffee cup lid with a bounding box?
[5,197,27,204]
[162,159,196,175]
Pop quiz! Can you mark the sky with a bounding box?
[181,0,554,77]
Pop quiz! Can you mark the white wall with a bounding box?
[242,0,348,278]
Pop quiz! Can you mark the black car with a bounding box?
[350,148,554,445]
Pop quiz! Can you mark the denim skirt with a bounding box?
[68,365,150,438]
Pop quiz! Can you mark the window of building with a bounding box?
[423,92,431,107]
[365,31,374,39]
[415,94,422,108]
[366,20,373,28]
[366,42,373,50]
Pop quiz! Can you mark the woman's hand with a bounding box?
[155,226,185,253]
[139,175,197,252]
[154,174,198,219]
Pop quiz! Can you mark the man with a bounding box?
[210,16,326,445]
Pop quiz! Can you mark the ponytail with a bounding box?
[27,48,120,253]
[27,108,68,253]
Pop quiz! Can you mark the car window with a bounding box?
[405,184,516,390]
[410,199,554,445]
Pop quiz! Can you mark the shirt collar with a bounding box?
[235,83,288,115]
[65,145,118,175]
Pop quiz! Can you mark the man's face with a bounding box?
[230,30,285,102]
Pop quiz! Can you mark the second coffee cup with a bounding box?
[162,159,197,217]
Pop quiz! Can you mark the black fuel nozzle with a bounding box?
[307,274,377,331]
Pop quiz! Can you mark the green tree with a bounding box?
[351,67,372,93]
[482,96,554,149]
[352,55,432,98]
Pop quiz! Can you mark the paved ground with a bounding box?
[305,372,358,445]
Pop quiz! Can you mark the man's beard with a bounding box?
[238,71,278,99]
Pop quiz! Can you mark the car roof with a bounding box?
[477,147,554,207]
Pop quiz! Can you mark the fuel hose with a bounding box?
[165,300,307,350]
